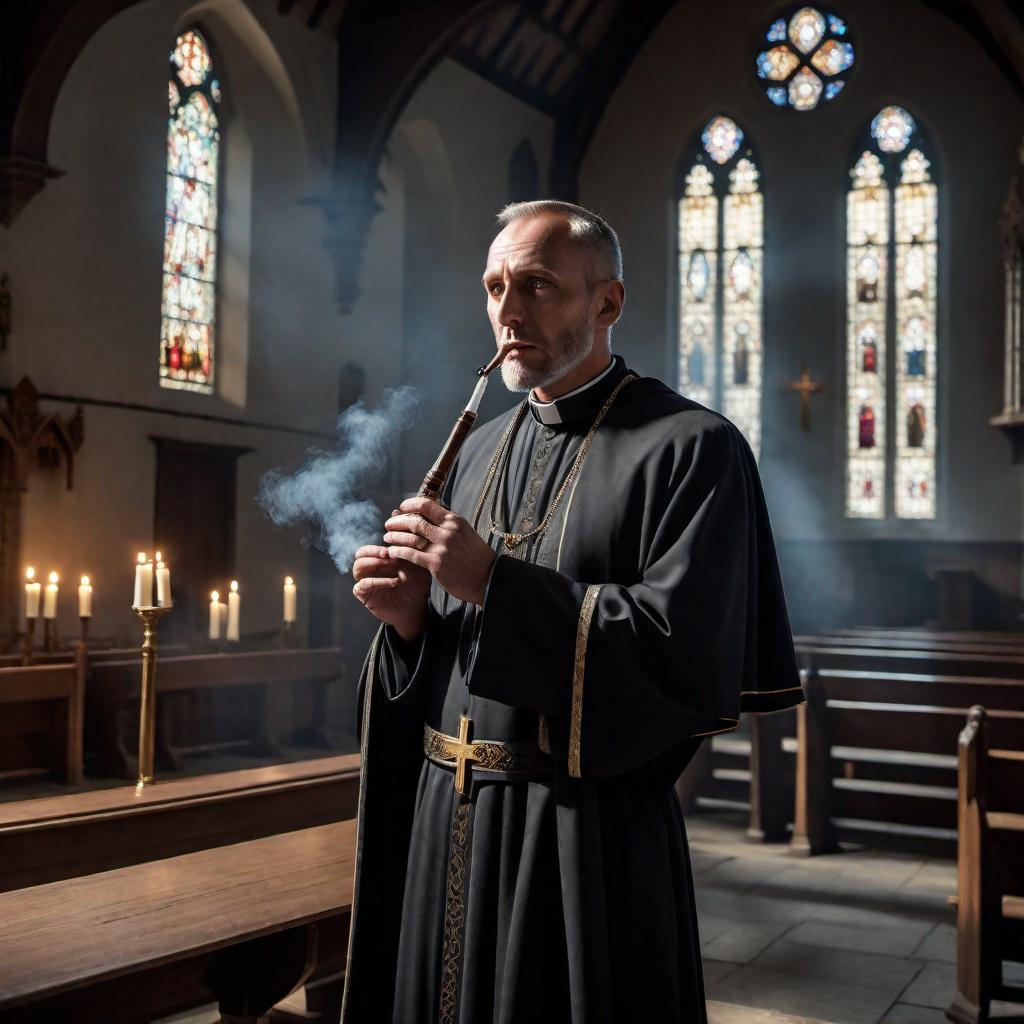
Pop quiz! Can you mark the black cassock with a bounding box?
[341,355,802,1024]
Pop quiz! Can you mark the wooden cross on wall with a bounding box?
[785,362,825,432]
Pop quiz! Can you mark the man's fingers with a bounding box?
[387,545,433,571]
[398,496,447,526]
[352,552,394,581]
[383,530,428,549]
[352,577,400,600]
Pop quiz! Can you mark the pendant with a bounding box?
[503,533,524,550]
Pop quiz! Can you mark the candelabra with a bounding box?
[42,618,57,654]
[134,605,171,789]
[281,620,296,649]
[78,616,89,654]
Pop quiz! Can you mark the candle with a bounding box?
[209,591,222,639]
[43,572,59,620]
[155,557,172,608]
[79,575,93,617]
[283,576,297,623]
[25,567,41,619]
[133,552,153,609]
[226,580,240,642]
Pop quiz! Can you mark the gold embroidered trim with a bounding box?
[538,713,550,754]
[740,684,805,695]
[340,626,383,1023]
[569,585,601,778]
[438,800,472,1024]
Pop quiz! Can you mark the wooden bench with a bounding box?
[86,647,345,778]
[796,633,1024,656]
[834,628,1024,646]
[0,753,359,892]
[0,820,356,1023]
[791,670,1024,856]
[948,706,1024,1023]
[0,657,85,785]
[796,643,1024,680]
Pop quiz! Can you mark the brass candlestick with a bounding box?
[281,620,296,649]
[134,605,171,789]
[78,616,89,652]
[21,617,35,666]
[43,618,56,654]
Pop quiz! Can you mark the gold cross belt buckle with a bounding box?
[423,716,551,797]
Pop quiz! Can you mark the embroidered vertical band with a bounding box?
[438,799,473,1024]
[569,585,601,778]
[340,625,383,1023]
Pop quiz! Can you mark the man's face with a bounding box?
[482,213,599,393]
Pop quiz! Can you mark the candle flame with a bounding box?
[81,575,90,586]
[48,571,59,585]
[26,567,35,581]
[154,551,162,562]
[230,580,239,593]
[211,590,220,601]
[285,576,294,586]
[137,552,147,564]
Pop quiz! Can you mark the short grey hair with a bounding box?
[496,200,623,282]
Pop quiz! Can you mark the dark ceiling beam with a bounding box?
[316,0,516,310]
[965,0,1024,92]
[548,0,674,200]
[0,0,148,225]
[450,45,561,114]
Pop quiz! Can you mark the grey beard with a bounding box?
[501,320,594,394]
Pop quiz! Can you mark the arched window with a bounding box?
[845,105,938,519]
[161,28,222,393]
[678,115,764,458]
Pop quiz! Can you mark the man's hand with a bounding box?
[352,544,431,643]
[384,497,497,606]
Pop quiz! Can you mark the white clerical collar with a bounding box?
[528,358,617,425]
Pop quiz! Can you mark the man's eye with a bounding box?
[530,278,549,290]
[489,283,504,297]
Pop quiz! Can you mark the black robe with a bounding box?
[341,355,802,1024]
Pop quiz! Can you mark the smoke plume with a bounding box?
[258,387,421,573]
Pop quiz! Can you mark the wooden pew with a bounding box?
[835,628,1024,646]
[796,633,1024,656]
[0,820,356,1024]
[948,706,1024,1024]
[791,670,1024,857]
[796,643,1024,679]
[0,753,359,892]
[0,656,85,785]
[86,647,344,778]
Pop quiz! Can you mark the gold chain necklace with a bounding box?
[472,373,637,551]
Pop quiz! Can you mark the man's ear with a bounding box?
[595,280,625,328]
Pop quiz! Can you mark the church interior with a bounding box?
[2,0,1024,1020]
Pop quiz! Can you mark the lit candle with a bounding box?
[133,552,153,609]
[209,591,222,639]
[25,567,41,619]
[226,580,240,642]
[43,572,59,620]
[283,576,297,624]
[155,554,172,608]
[79,575,93,618]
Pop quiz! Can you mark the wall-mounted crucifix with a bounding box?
[785,362,825,432]
[0,378,84,646]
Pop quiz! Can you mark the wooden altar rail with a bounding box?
[0,753,360,893]
[85,647,345,779]
[791,670,1024,857]
[0,820,356,1024]
[0,656,84,784]
[947,707,1024,1024]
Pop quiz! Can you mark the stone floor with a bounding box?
[156,805,1024,1024]
[690,810,1024,1024]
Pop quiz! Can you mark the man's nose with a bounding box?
[496,286,524,330]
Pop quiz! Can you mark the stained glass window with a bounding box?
[678,118,764,459]
[161,29,220,393]
[845,107,938,519]
[755,7,855,111]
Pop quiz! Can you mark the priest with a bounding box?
[343,200,802,1024]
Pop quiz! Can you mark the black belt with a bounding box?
[423,716,550,796]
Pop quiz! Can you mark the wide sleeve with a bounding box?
[467,418,769,779]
